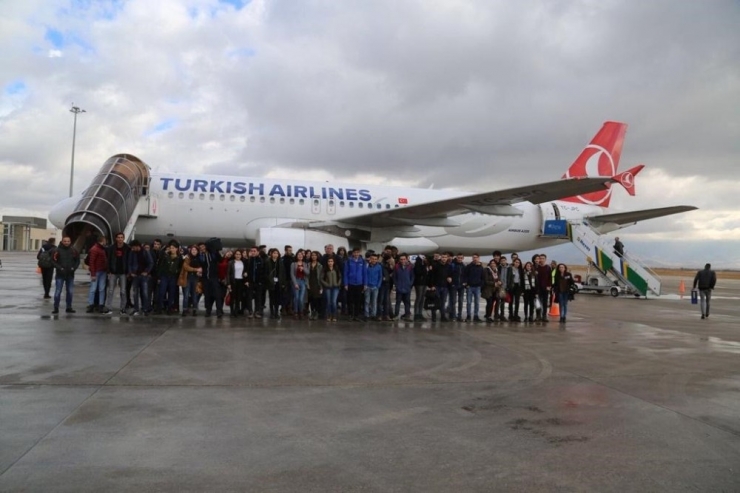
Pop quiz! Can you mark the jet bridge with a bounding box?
[63,154,154,247]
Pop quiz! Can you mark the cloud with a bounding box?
[0,0,738,264]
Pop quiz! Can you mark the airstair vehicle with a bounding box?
[542,218,662,298]
[63,154,157,249]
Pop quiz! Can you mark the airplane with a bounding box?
[49,121,697,255]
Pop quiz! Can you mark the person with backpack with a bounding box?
[37,237,56,299]
[51,236,81,314]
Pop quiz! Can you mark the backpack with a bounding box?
[37,249,54,269]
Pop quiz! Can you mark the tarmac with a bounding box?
[1,252,739,492]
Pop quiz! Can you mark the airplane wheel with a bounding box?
[610,287,620,297]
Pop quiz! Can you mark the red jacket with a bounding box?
[88,243,108,275]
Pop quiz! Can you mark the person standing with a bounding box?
[364,253,382,321]
[343,248,366,321]
[37,238,56,299]
[534,254,552,322]
[553,263,575,324]
[86,236,109,313]
[201,239,225,318]
[290,250,308,320]
[392,254,415,321]
[127,240,153,315]
[227,250,247,318]
[266,249,286,319]
[321,257,342,322]
[51,236,80,314]
[693,263,717,319]
[105,232,130,315]
[449,253,466,321]
[508,257,524,322]
[463,254,484,323]
[246,246,266,318]
[521,261,538,323]
[413,255,430,321]
[430,252,452,322]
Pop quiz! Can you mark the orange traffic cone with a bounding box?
[678,279,686,299]
[549,293,560,318]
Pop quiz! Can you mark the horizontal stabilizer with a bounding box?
[588,205,698,227]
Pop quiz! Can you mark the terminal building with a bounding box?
[0,216,58,252]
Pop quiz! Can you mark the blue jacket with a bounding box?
[392,263,415,294]
[343,256,366,286]
[449,260,466,288]
[128,249,153,275]
[365,263,383,289]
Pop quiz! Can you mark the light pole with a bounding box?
[69,104,86,197]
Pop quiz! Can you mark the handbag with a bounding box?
[224,291,231,306]
[497,287,507,300]
[534,297,542,311]
[424,290,440,310]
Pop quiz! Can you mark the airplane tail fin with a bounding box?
[561,121,628,208]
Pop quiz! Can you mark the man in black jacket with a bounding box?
[51,236,80,314]
[693,263,717,319]
[37,237,56,299]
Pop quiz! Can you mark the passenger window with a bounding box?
[199,194,205,200]
[270,197,275,204]
[250,196,256,203]
[280,198,285,204]
[178,192,184,199]
[209,194,215,201]
[240,196,245,202]
[376,204,381,209]
[189,193,195,199]
[299,199,305,205]
[168,192,174,198]
[349,202,354,208]
[358,203,363,208]
[260,197,265,203]
[220,195,225,201]
[385,204,390,209]
[289,198,295,205]
[340,201,345,207]
[230,195,235,202]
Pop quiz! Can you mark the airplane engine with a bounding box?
[255,228,350,252]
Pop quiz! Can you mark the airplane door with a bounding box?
[311,195,321,214]
[327,198,336,215]
[539,203,561,234]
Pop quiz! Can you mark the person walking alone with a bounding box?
[693,263,717,319]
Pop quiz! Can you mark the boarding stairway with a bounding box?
[64,154,157,248]
[565,220,661,297]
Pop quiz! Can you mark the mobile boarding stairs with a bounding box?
[543,219,661,298]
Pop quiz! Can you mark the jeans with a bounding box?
[699,289,712,316]
[293,279,307,314]
[557,291,569,318]
[87,271,107,306]
[364,286,379,317]
[107,273,127,311]
[324,287,339,317]
[414,285,427,316]
[395,291,411,318]
[182,276,201,312]
[466,286,481,319]
[158,274,178,311]
[537,288,550,319]
[131,275,151,313]
[449,287,465,319]
[436,286,448,318]
[54,274,75,309]
[378,284,391,318]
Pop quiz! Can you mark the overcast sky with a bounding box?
[1,0,738,266]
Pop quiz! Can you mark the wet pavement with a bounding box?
[1,252,739,492]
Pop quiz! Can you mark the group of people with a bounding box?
[38,234,581,324]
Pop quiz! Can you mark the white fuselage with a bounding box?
[50,173,606,254]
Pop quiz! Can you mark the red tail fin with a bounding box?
[561,121,628,208]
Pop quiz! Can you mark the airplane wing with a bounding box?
[586,205,698,228]
[304,177,616,229]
